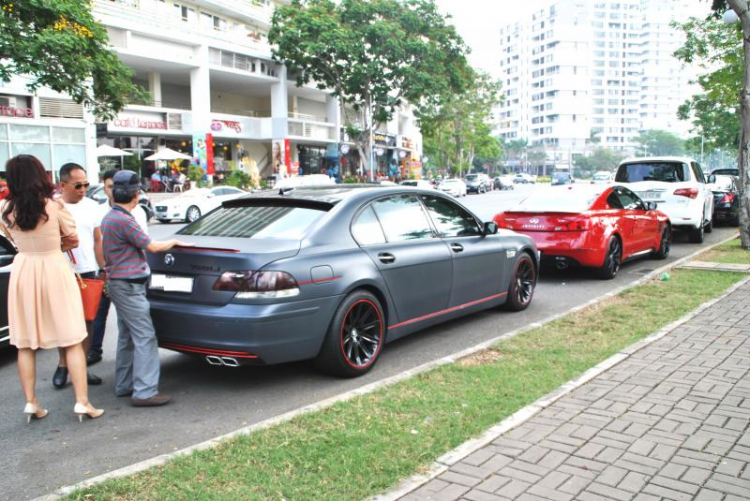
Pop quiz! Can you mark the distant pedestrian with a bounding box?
[101,170,192,407]
[88,169,149,366]
[52,163,103,389]
[2,155,103,423]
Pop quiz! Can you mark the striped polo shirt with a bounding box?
[101,205,152,280]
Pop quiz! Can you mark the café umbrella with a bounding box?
[96,144,132,169]
[144,148,192,162]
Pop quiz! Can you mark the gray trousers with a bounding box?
[108,279,160,400]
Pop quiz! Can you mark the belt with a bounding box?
[111,276,149,285]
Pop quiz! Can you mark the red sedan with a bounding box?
[493,184,671,279]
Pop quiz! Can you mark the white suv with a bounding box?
[614,156,714,243]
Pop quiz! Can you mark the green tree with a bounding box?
[633,130,686,157]
[421,71,502,176]
[0,0,146,119]
[573,148,625,178]
[269,0,470,174]
[674,14,741,151]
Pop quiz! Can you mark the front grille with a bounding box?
[156,206,167,211]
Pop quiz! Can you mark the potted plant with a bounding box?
[187,164,206,190]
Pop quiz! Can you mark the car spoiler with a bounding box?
[221,197,334,212]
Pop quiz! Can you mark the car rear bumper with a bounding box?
[528,232,605,268]
[151,294,343,365]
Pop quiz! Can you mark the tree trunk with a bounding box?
[729,0,750,248]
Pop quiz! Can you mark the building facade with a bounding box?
[497,0,702,171]
[0,0,422,182]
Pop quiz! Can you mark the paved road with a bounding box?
[400,278,750,501]
[0,187,736,500]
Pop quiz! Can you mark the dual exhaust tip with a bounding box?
[205,355,240,367]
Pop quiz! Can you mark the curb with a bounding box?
[38,233,739,501]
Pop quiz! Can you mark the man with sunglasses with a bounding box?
[52,163,103,389]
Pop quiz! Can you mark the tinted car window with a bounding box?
[691,162,706,184]
[615,162,686,183]
[179,205,326,239]
[616,188,643,210]
[351,206,386,245]
[421,195,481,238]
[606,192,624,209]
[371,195,434,242]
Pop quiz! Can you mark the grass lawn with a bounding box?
[66,270,743,501]
[701,237,750,265]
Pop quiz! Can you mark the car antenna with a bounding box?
[279,187,295,196]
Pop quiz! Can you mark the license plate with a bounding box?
[150,274,194,293]
[638,191,661,200]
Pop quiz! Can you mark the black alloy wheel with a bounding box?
[652,226,671,260]
[505,253,536,311]
[316,291,385,378]
[597,236,622,280]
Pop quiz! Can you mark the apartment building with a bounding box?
[497,0,701,171]
[0,0,422,181]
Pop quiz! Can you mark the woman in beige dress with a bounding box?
[2,155,103,423]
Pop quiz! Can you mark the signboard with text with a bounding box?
[110,111,168,131]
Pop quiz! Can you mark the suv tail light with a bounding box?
[213,271,300,299]
[719,193,735,204]
[674,188,699,199]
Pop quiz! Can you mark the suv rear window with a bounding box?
[615,162,687,183]
[179,205,326,239]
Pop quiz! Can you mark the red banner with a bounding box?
[284,139,291,172]
[206,133,215,175]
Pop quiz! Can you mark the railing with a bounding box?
[288,112,328,123]
[128,99,192,111]
[211,106,271,118]
[288,122,335,140]
[208,48,278,77]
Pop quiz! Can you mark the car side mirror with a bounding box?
[707,174,716,184]
[483,221,499,235]
[646,202,658,211]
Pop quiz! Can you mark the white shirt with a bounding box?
[99,202,149,235]
[65,197,101,274]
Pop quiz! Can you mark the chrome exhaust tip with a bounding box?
[221,357,240,367]
[555,262,568,270]
[206,355,223,366]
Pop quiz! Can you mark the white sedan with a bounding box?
[154,186,246,223]
[437,178,467,197]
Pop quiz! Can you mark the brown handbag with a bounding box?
[67,251,104,322]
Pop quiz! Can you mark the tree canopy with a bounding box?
[633,130,686,157]
[0,0,146,119]
[269,0,471,170]
[573,148,625,178]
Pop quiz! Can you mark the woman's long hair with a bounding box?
[2,155,55,231]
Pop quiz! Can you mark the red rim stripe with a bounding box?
[159,341,258,359]
[389,292,508,330]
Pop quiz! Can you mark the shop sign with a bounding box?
[0,106,34,118]
[210,119,242,133]
[373,132,397,147]
[112,111,167,130]
[401,137,413,149]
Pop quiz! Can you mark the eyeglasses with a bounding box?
[72,182,90,190]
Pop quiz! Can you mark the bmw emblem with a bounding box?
[164,254,175,267]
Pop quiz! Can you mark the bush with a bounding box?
[225,169,251,189]
[342,175,359,184]
[187,165,205,182]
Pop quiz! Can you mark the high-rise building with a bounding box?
[497,0,702,171]
[0,0,422,182]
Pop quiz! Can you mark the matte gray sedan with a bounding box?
[147,186,539,377]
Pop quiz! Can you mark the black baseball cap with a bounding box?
[113,170,140,189]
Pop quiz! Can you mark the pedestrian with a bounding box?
[52,163,104,389]
[2,155,103,423]
[101,170,192,407]
[88,169,149,366]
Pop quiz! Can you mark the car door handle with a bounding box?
[450,243,464,253]
[378,252,396,264]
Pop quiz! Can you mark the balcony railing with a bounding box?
[212,106,271,118]
[288,112,328,123]
[128,98,192,111]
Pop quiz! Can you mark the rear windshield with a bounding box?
[710,175,734,190]
[593,173,610,180]
[465,174,478,180]
[514,188,604,213]
[401,181,418,186]
[615,162,687,183]
[552,173,569,180]
[178,205,326,239]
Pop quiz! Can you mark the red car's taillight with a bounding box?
[719,193,735,204]
[554,218,589,231]
[213,271,300,299]
[674,188,699,199]
[493,213,511,229]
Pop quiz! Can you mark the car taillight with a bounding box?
[554,218,589,231]
[213,271,300,299]
[719,193,735,204]
[674,188,699,199]
[494,214,514,230]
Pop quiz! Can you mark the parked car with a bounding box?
[614,157,714,243]
[0,235,14,349]
[146,186,539,377]
[513,173,536,184]
[591,171,614,184]
[493,184,671,280]
[154,186,246,223]
[465,173,491,194]
[708,174,740,227]
[87,184,154,221]
[551,172,575,186]
[494,175,515,190]
[711,167,739,177]
[400,180,434,189]
[437,178,467,197]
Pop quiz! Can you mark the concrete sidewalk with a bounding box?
[392,281,750,501]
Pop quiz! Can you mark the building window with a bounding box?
[173,3,195,22]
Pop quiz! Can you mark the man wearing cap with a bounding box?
[101,170,192,407]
